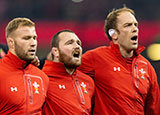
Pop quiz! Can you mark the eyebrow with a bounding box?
[64,39,74,44]
[123,21,138,26]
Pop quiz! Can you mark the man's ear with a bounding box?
[52,47,59,58]
[7,37,15,49]
[108,29,118,41]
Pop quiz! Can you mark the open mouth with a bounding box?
[131,36,138,41]
[29,49,35,52]
[28,49,36,55]
[73,51,80,58]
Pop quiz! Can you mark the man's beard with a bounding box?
[59,50,81,69]
[14,41,35,61]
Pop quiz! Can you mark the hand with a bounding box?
[0,48,6,58]
[31,56,40,67]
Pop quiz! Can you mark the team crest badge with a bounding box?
[139,68,146,80]
[33,82,40,94]
[80,82,88,94]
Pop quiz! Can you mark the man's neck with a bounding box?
[23,61,30,68]
[119,48,134,58]
[65,67,75,75]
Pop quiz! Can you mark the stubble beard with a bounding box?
[14,41,35,61]
[59,50,81,69]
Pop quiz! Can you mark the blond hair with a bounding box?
[6,17,35,38]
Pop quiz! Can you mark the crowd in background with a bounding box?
[0,0,160,22]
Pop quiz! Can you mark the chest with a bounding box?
[0,70,46,113]
[47,75,92,110]
[93,54,150,96]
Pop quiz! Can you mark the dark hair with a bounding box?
[51,29,75,60]
[51,29,75,48]
[104,5,135,41]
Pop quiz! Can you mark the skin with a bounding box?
[52,32,82,75]
[112,11,139,58]
[8,26,37,62]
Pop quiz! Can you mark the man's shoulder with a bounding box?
[0,60,12,77]
[137,54,150,62]
[29,64,46,74]
[84,46,110,55]
[136,54,153,67]
[0,58,10,70]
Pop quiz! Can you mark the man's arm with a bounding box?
[145,65,160,115]
[78,50,95,78]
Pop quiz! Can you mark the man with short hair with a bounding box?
[0,17,49,114]
[42,30,95,115]
[78,6,160,115]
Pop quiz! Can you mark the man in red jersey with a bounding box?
[0,17,49,115]
[42,30,95,115]
[78,6,160,115]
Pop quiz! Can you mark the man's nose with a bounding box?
[75,43,81,49]
[74,43,82,52]
[133,25,138,33]
[30,38,37,47]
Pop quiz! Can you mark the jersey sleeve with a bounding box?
[145,64,160,115]
[78,51,95,79]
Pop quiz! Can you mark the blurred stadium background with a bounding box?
[0,0,159,86]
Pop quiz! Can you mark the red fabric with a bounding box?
[78,42,160,115]
[0,52,49,115]
[42,60,95,115]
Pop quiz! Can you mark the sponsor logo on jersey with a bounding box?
[114,67,120,71]
[59,84,66,89]
[11,87,18,92]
